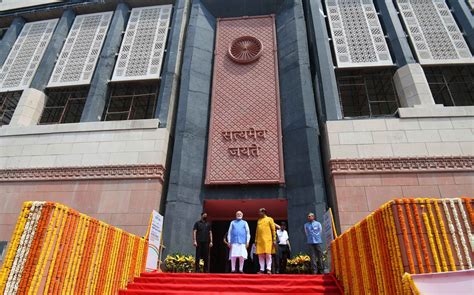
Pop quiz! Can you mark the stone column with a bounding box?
[393,64,438,108]
[9,10,75,127]
[375,0,439,113]
[0,17,25,66]
[154,0,191,128]
[278,0,329,253]
[80,3,130,122]
[304,0,342,121]
[375,0,416,67]
[446,0,473,49]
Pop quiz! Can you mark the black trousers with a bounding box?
[276,245,290,274]
[309,244,324,274]
[195,242,209,272]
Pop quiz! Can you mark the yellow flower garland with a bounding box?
[434,200,456,271]
[386,204,404,281]
[331,198,474,295]
[402,273,420,295]
[0,202,149,294]
[422,210,441,272]
[426,200,448,272]
[29,204,59,294]
[383,205,403,294]
[0,203,30,292]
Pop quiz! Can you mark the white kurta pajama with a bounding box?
[227,219,250,272]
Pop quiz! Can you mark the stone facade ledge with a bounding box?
[398,106,474,118]
[0,119,160,137]
[330,156,473,175]
[0,164,165,182]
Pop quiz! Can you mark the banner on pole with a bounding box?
[145,210,164,271]
[323,208,337,250]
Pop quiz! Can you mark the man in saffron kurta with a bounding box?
[227,211,250,273]
[255,208,276,274]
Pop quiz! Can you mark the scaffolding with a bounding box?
[0,91,21,126]
[39,87,88,124]
[424,65,474,107]
[104,82,158,121]
[336,68,399,118]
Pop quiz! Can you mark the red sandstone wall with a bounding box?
[334,171,473,233]
[0,179,162,242]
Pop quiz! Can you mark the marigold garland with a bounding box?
[0,204,30,292]
[463,197,474,226]
[396,199,416,273]
[434,200,456,271]
[426,200,448,272]
[456,199,473,261]
[333,198,472,295]
[402,273,421,295]
[0,202,149,294]
[422,210,441,272]
[383,204,403,294]
[368,215,384,292]
[376,207,394,294]
[5,202,44,294]
[385,206,400,293]
[450,199,472,269]
[442,199,464,270]
[355,224,370,294]
[29,204,60,295]
[410,199,432,273]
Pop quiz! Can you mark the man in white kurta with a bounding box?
[227,211,251,273]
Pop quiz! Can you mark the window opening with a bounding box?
[39,87,88,124]
[424,66,474,107]
[104,82,158,121]
[336,68,399,118]
[0,91,21,126]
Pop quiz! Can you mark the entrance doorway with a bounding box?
[203,199,288,273]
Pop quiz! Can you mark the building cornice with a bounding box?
[0,164,165,182]
[329,156,473,175]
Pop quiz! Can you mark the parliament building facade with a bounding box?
[0,0,472,269]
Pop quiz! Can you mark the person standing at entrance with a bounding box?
[304,212,323,274]
[276,222,291,274]
[193,212,213,273]
[227,211,250,273]
[255,208,276,274]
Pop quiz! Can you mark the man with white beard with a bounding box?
[227,211,251,273]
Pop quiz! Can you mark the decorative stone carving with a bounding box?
[111,5,172,82]
[330,156,473,175]
[395,0,473,65]
[325,0,392,68]
[205,15,284,185]
[0,19,58,92]
[48,12,113,87]
[0,164,165,182]
[228,36,263,64]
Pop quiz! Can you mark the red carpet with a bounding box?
[119,272,343,294]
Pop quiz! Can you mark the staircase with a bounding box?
[119,272,343,294]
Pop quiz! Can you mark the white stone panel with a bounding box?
[395,0,473,65]
[325,117,474,159]
[325,0,393,68]
[0,19,58,92]
[48,12,113,87]
[0,120,169,169]
[112,5,172,82]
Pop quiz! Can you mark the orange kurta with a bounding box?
[255,216,276,254]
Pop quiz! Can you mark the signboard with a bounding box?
[205,15,285,185]
[323,208,337,250]
[145,210,164,271]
